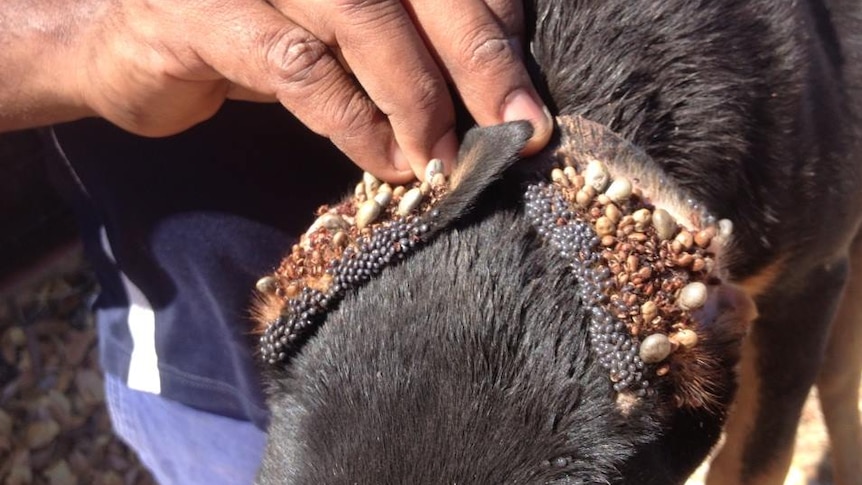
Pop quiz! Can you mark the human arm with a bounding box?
[0,0,552,181]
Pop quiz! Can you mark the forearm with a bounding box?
[0,0,98,132]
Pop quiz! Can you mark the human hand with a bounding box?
[31,0,553,181]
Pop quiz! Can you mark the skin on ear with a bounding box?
[433,121,534,228]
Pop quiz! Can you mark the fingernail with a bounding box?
[503,89,554,153]
[503,89,548,125]
[431,128,458,173]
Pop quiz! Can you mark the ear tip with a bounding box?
[463,120,535,143]
[501,120,536,142]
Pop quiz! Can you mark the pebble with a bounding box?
[44,460,75,485]
[651,208,677,240]
[678,282,708,310]
[424,158,444,181]
[671,329,699,349]
[639,333,673,364]
[356,199,382,229]
[76,369,105,406]
[0,409,11,436]
[584,159,610,192]
[605,178,633,203]
[397,188,424,216]
[595,216,615,237]
[255,276,278,295]
[26,420,60,449]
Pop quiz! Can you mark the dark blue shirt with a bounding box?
[47,102,359,429]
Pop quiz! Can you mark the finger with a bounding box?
[183,0,413,182]
[407,0,552,156]
[275,0,459,179]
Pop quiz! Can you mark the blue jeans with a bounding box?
[105,373,267,485]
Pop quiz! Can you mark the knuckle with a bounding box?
[331,0,405,34]
[326,91,380,142]
[261,29,331,86]
[400,74,446,118]
[457,26,514,73]
[411,78,446,113]
[331,0,390,16]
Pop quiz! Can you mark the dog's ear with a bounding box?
[431,121,533,228]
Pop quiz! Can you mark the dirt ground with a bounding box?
[0,251,858,485]
[0,250,156,485]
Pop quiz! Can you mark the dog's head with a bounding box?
[254,118,757,484]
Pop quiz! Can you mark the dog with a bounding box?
[254,0,862,483]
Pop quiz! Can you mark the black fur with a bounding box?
[258,0,861,483]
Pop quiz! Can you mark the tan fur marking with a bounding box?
[705,332,760,485]
[817,242,862,485]
[449,141,482,190]
[705,328,799,484]
[251,292,284,335]
[738,256,786,299]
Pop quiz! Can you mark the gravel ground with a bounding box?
[0,254,155,485]
[0,253,858,485]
